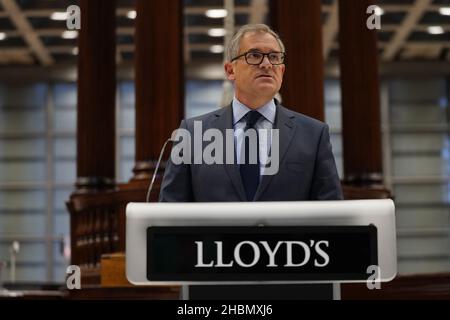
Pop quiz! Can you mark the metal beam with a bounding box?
[382,0,433,61]
[7,22,450,40]
[184,28,191,63]
[0,47,33,64]
[0,0,54,66]
[2,1,450,66]
[0,2,444,18]
[400,44,443,59]
[322,3,442,13]
[46,40,450,56]
[248,0,267,24]
[0,6,254,18]
[1,26,248,43]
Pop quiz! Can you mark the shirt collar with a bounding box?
[232,97,276,125]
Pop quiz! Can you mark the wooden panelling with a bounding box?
[134,0,184,180]
[76,0,116,185]
[338,0,383,185]
[270,0,325,121]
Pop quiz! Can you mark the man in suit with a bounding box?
[160,24,343,202]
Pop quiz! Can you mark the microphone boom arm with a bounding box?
[146,138,173,202]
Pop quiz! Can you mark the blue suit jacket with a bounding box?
[159,102,343,201]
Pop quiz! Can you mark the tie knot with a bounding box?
[245,110,262,128]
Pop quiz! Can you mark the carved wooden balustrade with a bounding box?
[66,175,161,285]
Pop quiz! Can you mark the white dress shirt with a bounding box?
[232,97,276,177]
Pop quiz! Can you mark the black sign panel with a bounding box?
[147,226,377,282]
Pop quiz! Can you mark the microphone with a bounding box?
[145,138,174,202]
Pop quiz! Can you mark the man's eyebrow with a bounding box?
[247,48,279,53]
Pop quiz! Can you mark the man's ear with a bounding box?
[224,62,235,81]
[280,64,286,77]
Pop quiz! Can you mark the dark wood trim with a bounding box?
[270,0,325,120]
[133,0,184,180]
[76,0,116,187]
[338,0,383,185]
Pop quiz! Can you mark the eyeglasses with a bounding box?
[231,51,286,65]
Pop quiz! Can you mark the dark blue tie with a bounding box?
[240,110,262,201]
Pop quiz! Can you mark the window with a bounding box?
[387,77,450,274]
[324,79,343,179]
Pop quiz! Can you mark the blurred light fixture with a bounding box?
[0,32,6,41]
[439,7,450,16]
[428,26,444,35]
[51,12,68,20]
[210,45,224,53]
[205,9,227,18]
[72,47,79,55]
[208,28,226,37]
[62,30,78,39]
[127,10,137,19]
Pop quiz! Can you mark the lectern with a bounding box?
[126,200,396,300]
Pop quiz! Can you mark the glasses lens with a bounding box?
[244,52,284,65]
[245,52,263,65]
[269,52,284,64]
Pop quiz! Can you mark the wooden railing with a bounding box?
[66,178,155,285]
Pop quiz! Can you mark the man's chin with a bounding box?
[254,85,277,96]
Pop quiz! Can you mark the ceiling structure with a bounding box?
[0,0,450,66]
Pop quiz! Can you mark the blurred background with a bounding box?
[0,0,448,298]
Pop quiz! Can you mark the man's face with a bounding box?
[225,32,285,106]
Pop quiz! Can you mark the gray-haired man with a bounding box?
[160,24,343,202]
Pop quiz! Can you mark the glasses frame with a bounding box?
[231,50,286,65]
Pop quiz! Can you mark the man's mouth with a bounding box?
[256,74,273,79]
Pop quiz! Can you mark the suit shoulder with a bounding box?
[279,105,328,129]
[184,106,230,124]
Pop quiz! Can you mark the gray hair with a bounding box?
[226,24,285,62]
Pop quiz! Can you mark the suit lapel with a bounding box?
[254,104,296,201]
[210,104,247,201]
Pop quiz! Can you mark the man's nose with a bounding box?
[259,56,272,69]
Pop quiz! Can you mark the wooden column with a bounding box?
[338,0,382,186]
[75,0,116,190]
[132,0,184,182]
[270,0,324,120]
[67,0,116,283]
